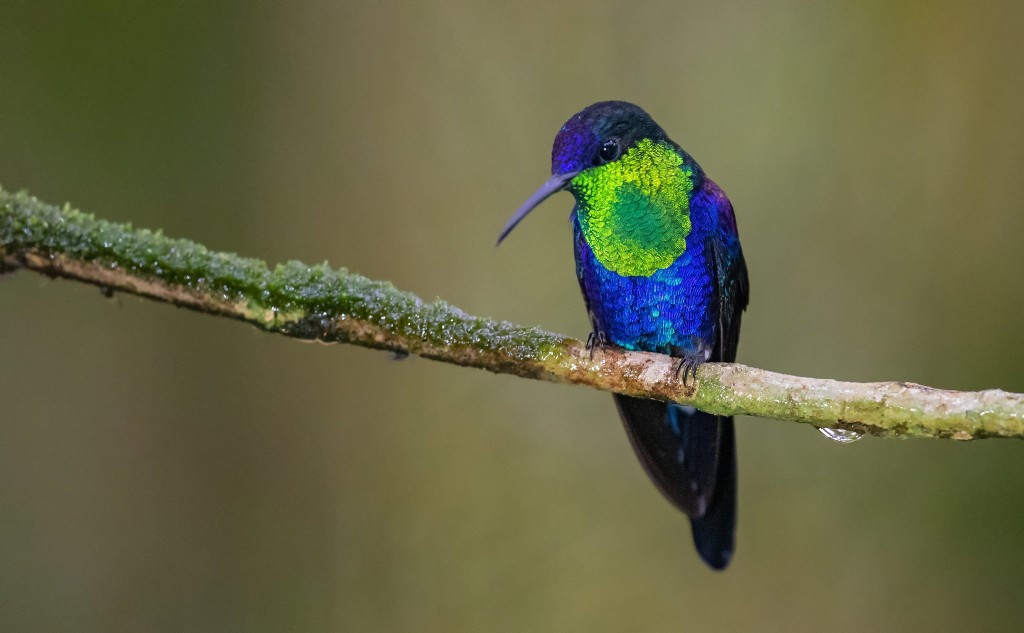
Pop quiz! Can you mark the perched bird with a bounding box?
[498,101,748,569]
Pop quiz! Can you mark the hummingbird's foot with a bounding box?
[674,349,709,388]
[585,330,609,359]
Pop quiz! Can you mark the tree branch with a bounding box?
[2,187,1021,440]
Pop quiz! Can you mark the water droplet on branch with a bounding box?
[818,427,863,443]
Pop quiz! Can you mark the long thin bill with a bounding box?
[496,171,578,245]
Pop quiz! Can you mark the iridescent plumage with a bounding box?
[500,101,748,570]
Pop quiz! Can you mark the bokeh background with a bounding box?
[3,2,1024,631]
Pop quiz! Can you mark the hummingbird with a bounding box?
[498,101,748,569]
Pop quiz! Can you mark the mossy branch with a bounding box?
[2,187,1022,440]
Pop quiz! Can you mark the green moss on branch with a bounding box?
[3,186,1023,440]
[0,188,566,371]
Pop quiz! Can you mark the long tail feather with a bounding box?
[614,395,737,569]
[690,416,736,570]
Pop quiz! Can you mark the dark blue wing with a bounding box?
[706,179,749,365]
[686,177,746,569]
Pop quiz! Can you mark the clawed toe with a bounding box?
[674,354,704,388]
[585,330,609,359]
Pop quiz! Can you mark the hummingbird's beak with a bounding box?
[496,171,578,245]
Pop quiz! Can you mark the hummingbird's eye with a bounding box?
[598,139,620,164]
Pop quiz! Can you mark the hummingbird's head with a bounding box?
[497,101,670,244]
[550,101,666,176]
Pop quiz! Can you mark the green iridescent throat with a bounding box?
[572,138,694,277]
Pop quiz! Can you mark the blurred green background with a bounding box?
[2,1,1024,631]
